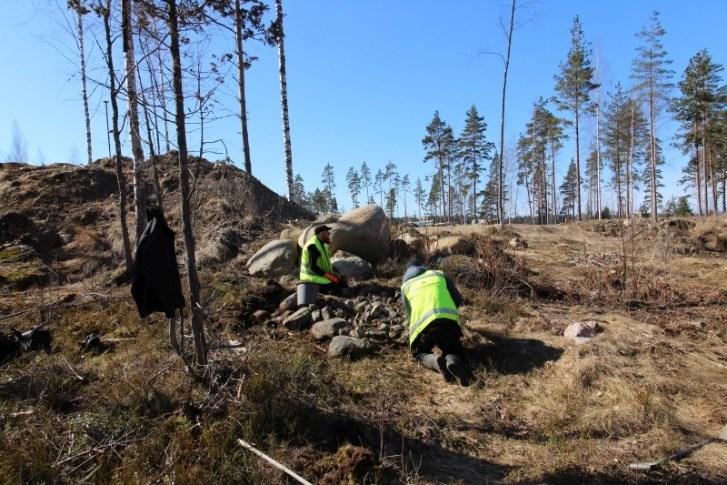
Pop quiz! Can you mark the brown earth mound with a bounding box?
[0,154,313,289]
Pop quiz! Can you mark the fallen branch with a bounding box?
[237,438,313,485]
[61,355,85,382]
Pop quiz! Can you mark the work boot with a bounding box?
[418,353,452,381]
[444,354,472,387]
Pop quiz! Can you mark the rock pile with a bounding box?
[267,292,409,357]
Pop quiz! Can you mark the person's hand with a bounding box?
[324,272,340,284]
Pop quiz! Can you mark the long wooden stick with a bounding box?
[237,439,313,485]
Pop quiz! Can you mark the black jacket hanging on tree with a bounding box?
[131,207,185,318]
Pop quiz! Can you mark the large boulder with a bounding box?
[199,227,246,264]
[246,239,298,277]
[328,336,373,358]
[432,235,474,255]
[280,227,303,241]
[297,205,390,264]
[331,255,374,281]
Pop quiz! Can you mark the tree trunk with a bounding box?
[575,102,582,221]
[168,0,207,367]
[702,121,710,216]
[525,175,534,224]
[155,40,171,153]
[275,0,294,200]
[77,9,93,166]
[627,104,634,218]
[102,3,132,279]
[122,0,147,242]
[550,142,557,223]
[235,0,252,173]
[497,0,516,225]
[694,121,703,216]
[648,79,658,221]
[447,162,452,224]
[707,134,717,219]
[595,80,602,219]
[136,62,164,210]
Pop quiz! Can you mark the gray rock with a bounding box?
[246,239,298,278]
[366,329,388,340]
[398,232,425,251]
[321,306,333,321]
[331,255,374,281]
[328,336,373,358]
[433,235,474,255]
[509,237,528,249]
[279,293,298,312]
[311,318,351,340]
[564,321,602,344]
[280,227,303,241]
[200,227,245,263]
[311,309,322,323]
[283,307,312,330]
[298,205,390,264]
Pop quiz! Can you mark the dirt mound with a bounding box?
[0,154,313,288]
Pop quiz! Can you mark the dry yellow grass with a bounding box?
[2,218,726,483]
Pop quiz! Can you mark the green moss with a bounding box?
[0,246,48,289]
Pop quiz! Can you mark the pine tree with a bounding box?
[671,49,726,217]
[642,137,666,212]
[422,111,456,222]
[481,153,503,222]
[428,172,443,218]
[346,166,361,208]
[631,10,674,221]
[291,173,306,206]
[360,161,371,203]
[517,98,556,224]
[374,168,385,206]
[554,15,599,221]
[459,105,494,223]
[272,0,294,198]
[603,83,629,217]
[310,188,328,213]
[560,159,579,220]
[321,163,336,211]
[414,177,426,219]
[400,174,411,220]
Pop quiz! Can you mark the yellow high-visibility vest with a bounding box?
[401,269,460,346]
[300,235,333,284]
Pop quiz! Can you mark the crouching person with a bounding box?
[300,225,347,295]
[401,263,472,386]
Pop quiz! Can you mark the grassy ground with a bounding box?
[1,218,726,484]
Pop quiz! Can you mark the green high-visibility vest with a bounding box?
[401,269,460,346]
[300,235,333,285]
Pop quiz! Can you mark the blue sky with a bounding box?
[1,0,726,215]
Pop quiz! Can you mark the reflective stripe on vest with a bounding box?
[400,270,460,346]
[299,235,332,284]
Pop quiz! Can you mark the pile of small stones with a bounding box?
[263,291,409,357]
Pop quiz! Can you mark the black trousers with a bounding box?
[410,319,464,360]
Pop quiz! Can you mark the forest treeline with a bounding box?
[4,3,727,231]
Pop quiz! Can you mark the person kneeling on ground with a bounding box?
[300,225,347,295]
[401,263,472,386]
